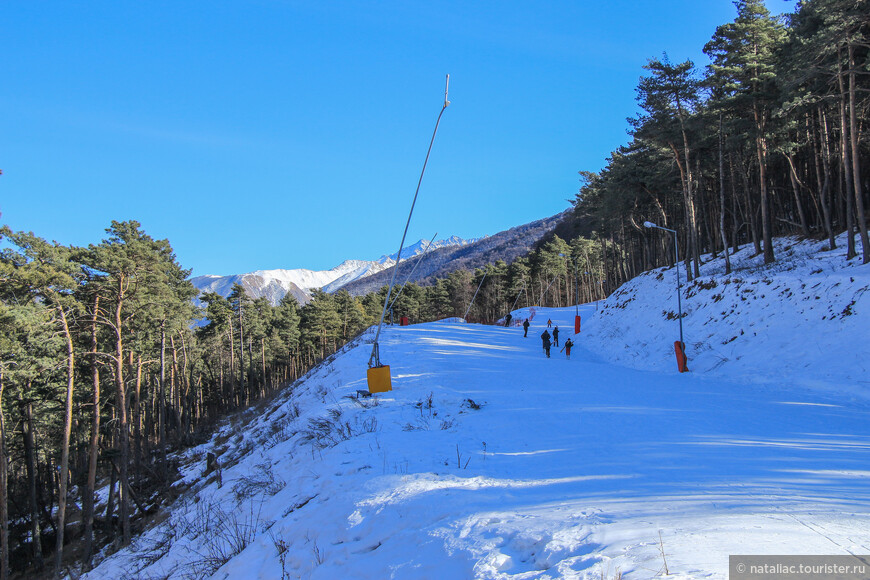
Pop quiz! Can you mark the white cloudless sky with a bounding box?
[1,0,796,275]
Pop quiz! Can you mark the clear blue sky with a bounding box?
[2,0,796,276]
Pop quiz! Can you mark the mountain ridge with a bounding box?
[190,214,564,304]
[190,235,484,305]
[339,211,569,296]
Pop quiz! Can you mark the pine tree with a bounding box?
[634,56,703,278]
[705,0,787,263]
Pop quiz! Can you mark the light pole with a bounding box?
[644,221,686,360]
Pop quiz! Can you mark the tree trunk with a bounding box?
[238,303,245,406]
[105,464,116,539]
[847,42,869,264]
[81,295,100,569]
[669,141,696,281]
[816,107,836,248]
[838,48,857,259]
[179,331,192,437]
[739,151,762,255]
[261,339,267,394]
[719,115,731,274]
[133,356,144,483]
[170,336,182,441]
[113,280,131,545]
[20,387,43,570]
[0,371,9,580]
[728,153,742,251]
[755,102,775,264]
[54,306,76,577]
[227,323,235,406]
[159,321,167,476]
[786,154,811,237]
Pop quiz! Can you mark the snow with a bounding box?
[83,234,870,579]
[380,235,485,264]
[192,236,481,304]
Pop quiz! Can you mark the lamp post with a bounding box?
[644,221,687,370]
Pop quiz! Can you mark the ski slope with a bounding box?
[85,238,870,580]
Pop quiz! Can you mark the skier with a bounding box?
[522,319,530,337]
[561,338,574,359]
[540,329,551,358]
[547,318,552,328]
[552,326,560,347]
[505,313,513,327]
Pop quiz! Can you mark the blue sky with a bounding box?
[2,1,796,276]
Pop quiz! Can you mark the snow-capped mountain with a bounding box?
[191,237,479,305]
[378,235,484,265]
[191,259,382,306]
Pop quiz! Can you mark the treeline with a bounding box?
[572,0,869,281]
[0,219,609,579]
[384,235,609,324]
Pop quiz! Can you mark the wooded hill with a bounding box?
[339,212,569,296]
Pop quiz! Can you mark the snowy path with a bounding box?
[88,304,870,580]
[342,306,870,578]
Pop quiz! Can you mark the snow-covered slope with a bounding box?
[584,232,870,392]
[320,261,392,294]
[85,234,870,579]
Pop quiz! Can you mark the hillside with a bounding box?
[584,232,869,391]
[340,211,569,296]
[83,233,870,579]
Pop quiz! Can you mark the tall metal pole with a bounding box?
[674,233,684,346]
[464,272,486,321]
[644,221,683,347]
[537,274,559,306]
[388,232,438,312]
[508,280,527,314]
[369,76,450,368]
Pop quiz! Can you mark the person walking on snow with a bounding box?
[540,330,551,358]
[561,338,574,359]
[505,313,513,327]
[547,318,552,328]
[523,319,530,337]
[552,326,560,347]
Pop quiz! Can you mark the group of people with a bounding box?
[518,316,574,359]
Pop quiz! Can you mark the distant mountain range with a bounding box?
[191,235,483,305]
[191,214,566,304]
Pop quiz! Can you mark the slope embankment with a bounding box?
[583,233,870,399]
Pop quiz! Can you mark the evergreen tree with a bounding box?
[705,0,787,263]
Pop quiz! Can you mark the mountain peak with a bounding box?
[191,237,480,305]
[379,236,483,265]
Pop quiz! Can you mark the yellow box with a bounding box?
[367,365,392,393]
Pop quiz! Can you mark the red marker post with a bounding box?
[674,341,689,373]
